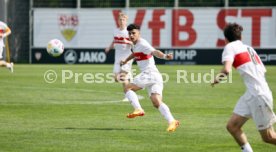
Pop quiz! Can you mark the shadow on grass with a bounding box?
[55,127,149,131]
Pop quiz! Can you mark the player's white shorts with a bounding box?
[113,60,133,79]
[234,91,276,130]
[132,69,163,97]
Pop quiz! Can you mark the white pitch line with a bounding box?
[3,85,124,95]
[51,100,129,105]
[0,100,130,105]
[1,84,145,105]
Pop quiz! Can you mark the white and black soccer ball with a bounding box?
[46,39,64,57]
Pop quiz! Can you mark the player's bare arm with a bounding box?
[120,53,135,66]
[105,41,114,53]
[152,50,173,60]
[122,38,133,46]
[211,60,232,87]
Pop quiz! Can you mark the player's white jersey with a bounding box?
[113,28,132,63]
[133,38,158,72]
[0,21,8,47]
[222,40,270,96]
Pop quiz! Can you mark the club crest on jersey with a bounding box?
[58,14,78,42]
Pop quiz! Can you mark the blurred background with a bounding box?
[0,0,276,64]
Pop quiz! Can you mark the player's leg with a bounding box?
[113,63,122,82]
[0,47,13,72]
[0,47,6,66]
[226,113,252,152]
[115,72,129,91]
[259,127,276,144]
[150,93,179,132]
[147,70,179,132]
[252,94,276,145]
[227,92,253,152]
[121,79,130,101]
[113,63,129,101]
[125,82,144,118]
[120,62,144,101]
[0,60,7,66]
[119,62,132,101]
[7,62,13,73]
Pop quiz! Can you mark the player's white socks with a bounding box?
[6,62,13,73]
[125,90,142,110]
[241,143,253,152]
[158,103,175,123]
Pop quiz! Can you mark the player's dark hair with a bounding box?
[127,24,140,31]
[223,23,243,42]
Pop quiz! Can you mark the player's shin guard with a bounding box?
[158,103,175,123]
[125,90,142,110]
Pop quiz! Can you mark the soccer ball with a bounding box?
[46,39,64,57]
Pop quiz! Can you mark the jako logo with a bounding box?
[78,51,106,63]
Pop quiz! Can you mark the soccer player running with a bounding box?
[120,24,179,132]
[105,12,135,101]
[0,21,13,72]
[212,23,276,152]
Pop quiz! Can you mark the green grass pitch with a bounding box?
[0,64,275,152]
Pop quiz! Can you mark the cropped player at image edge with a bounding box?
[0,21,13,72]
[212,22,276,152]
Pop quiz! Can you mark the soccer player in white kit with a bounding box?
[0,21,13,72]
[212,23,276,152]
[105,12,134,101]
[121,24,180,132]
